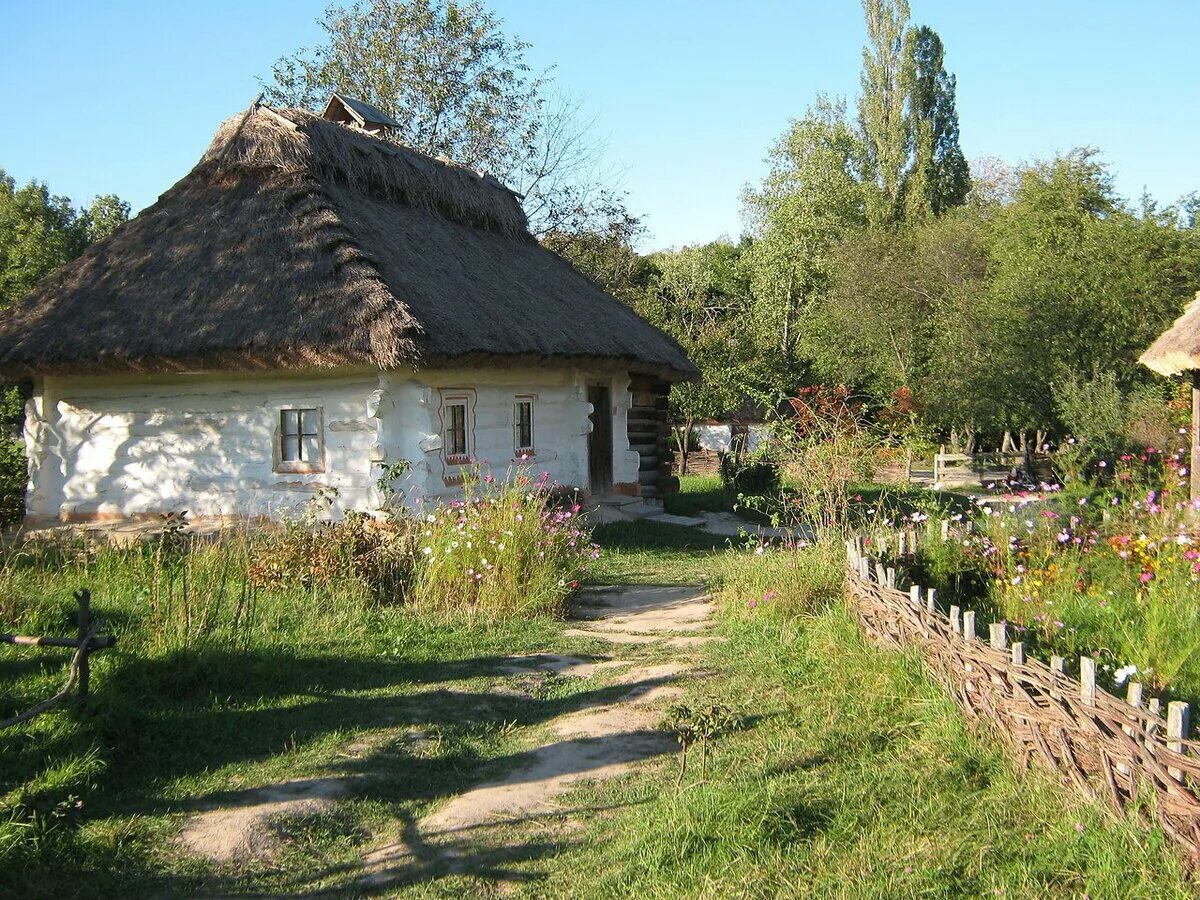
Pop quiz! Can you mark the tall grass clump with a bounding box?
[407,467,599,618]
[712,534,843,620]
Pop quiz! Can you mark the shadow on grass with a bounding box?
[2,639,686,897]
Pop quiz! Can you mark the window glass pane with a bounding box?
[446,404,467,455]
[302,434,321,462]
[516,401,532,449]
[281,409,298,437]
[299,409,317,435]
[283,434,301,461]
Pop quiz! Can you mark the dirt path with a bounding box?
[359,584,714,889]
[174,584,714,888]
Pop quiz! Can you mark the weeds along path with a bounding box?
[357,584,715,890]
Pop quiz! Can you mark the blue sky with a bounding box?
[2,1,1197,250]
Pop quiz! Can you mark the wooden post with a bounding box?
[940,520,950,541]
[74,589,91,703]
[1011,642,1025,666]
[909,585,921,608]
[989,622,1007,650]
[875,562,887,585]
[1127,682,1144,710]
[1050,655,1065,676]
[898,531,907,556]
[950,605,962,635]
[886,567,896,589]
[1168,701,1190,782]
[962,610,975,642]
[926,587,937,613]
[1147,697,1163,746]
[1080,657,1096,706]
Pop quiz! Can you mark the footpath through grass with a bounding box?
[533,527,1196,898]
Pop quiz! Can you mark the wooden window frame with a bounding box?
[513,395,536,458]
[438,389,475,468]
[274,405,325,474]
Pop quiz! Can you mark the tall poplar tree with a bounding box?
[858,0,913,226]
[908,26,970,215]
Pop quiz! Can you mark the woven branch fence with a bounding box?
[845,536,1200,865]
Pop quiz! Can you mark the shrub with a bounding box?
[247,511,418,602]
[0,437,26,528]
[718,453,780,497]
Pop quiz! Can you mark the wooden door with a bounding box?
[587,384,613,494]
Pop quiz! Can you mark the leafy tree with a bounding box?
[907,26,969,215]
[85,194,131,243]
[858,0,913,225]
[742,98,867,384]
[0,171,129,309]
[637,242,756,464]
[265,0,624,235]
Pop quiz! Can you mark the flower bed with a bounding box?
[888,447,1200,701]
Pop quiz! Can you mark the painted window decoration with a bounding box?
[278,407,323,471]
[514,396,535,456]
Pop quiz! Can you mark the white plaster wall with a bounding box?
[695,424,733,452]
[374,366,637,509]
[23,365,639,523]
[25,370,381,522]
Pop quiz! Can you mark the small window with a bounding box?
[278,408,323,471]
[445,401,468,458]
[514,397,534,455]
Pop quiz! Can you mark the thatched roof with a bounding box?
[1140,291,1200,377]
[0,105,696,380]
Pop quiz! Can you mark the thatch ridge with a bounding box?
[203,108,529,237]
[0,105,696,381]
[1140,291,1200,377]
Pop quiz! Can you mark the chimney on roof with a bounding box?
[321,93,401,137]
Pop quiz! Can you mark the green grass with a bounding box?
[0,533,601,897]
[663,475,731,517]
[4,514,1193,896]
[587,520,731,585]
[526,575,1194,898]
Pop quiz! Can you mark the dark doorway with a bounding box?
[587,384,613,494]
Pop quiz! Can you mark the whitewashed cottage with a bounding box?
[0,98,695,525]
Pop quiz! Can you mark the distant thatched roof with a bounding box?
[0,105,696,380]
[1140,291,1200,377]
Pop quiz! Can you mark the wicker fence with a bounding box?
[845,536,1200,865]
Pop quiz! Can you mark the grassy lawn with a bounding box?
[4,506,1192,896]
[527,574,1194,898]
[0,530,606,897]
[588,520,731,585]
[663,474,730,517]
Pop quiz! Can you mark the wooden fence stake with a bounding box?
[898,532,907,556]
[1080,657,1096,706]
[886,567,896,589]
[940,520,950,540]
[1011,642,1025,666]
[909,585,921,608]
[1168,702,1190,782]
[990,621,1008,650]
[962,610,976,642]
[926,587,937,613]
[1128,682,1144,709]
[950,605,962,635]
[74,589,92,703]
[875,562,887,585]
[1050,656,1065,676]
